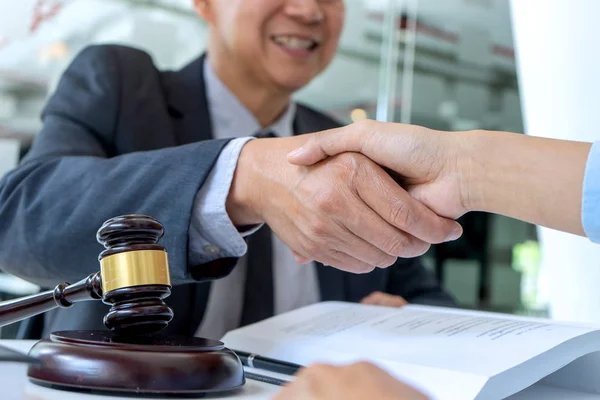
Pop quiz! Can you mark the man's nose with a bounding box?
[283,0,324,25]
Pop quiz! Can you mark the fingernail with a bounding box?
[287,147,305,158]
[447,225,463,241]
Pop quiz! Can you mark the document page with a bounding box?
[537,350,600,394]
[223,302,600,383]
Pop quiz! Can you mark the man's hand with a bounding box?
[226,136,462,273]
[287,120,471,220]
[361,291,408,307]
[273,362,429,400]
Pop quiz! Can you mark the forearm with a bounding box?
[0,140,229,287]
[464,130,592,235]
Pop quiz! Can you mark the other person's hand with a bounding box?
[273,361,429,400]
[361,291,408,307]
[227,136,462,273]
[288,120,594,238]
[287,120,470,220]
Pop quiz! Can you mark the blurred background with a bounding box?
[0,0,571,337]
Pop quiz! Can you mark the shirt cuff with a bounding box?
[189,137,260,265]
[582,141,600,243]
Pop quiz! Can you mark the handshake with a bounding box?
[231,119,588,273]
[231,119,589,273]
[286,120,470,269]
[229,120,466,273]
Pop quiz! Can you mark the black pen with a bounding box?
[234,350,302,376]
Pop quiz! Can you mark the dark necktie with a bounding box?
[240,131,276,326]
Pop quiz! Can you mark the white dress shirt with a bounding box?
[189,60,320,339]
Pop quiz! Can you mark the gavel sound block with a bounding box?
[0,215,244,396]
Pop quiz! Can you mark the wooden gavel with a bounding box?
[0,214,174,335]
[0,214,245,395]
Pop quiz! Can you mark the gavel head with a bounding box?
[96,215,174,336]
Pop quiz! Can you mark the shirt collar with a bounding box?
[203,59,296,139]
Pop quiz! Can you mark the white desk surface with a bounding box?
[0,340,598,400]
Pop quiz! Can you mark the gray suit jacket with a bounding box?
[0,45,454,338]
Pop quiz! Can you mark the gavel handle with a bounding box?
[0,272,103,328]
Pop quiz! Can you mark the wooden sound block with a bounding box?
[26,330,245,396]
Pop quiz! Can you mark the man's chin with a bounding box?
[274,77,315,94]
[269,69,321,93]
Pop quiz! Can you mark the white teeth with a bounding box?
[273,35,316,50]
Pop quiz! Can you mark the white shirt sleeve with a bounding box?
[188,137,261,265]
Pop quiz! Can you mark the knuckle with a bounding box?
[383,235,409,256]
[373,251,395,268]
[352,157,377,184]
[326,154,369,190]
[353,118,374,132]
[402,237,431,257]
[308,219,330,238]
[303,241,322,256]
[389,199,419,229]
[314,190,339,214]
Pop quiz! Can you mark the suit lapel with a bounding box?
[163,54,214,335]
[163,54,214,144]
[293,106,317,135]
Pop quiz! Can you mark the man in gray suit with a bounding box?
[0,0,457,338]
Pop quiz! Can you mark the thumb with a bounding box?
[286,143,327,166]
[287,124,365,166]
